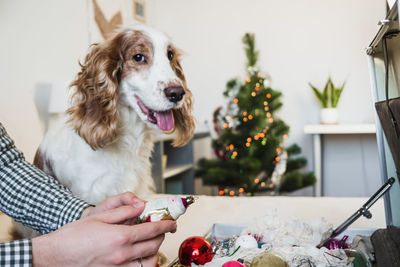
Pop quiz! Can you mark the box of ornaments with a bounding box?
[164,177,398,266]
[139,184,395,266]
[170,212,374,267]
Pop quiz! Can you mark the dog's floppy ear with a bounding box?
[170,58,196,147]
[68,33,125,150]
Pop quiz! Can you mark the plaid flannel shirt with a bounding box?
[0,123,91,266]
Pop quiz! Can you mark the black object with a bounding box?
[374,31,400,178]
[317,178,395,248]
[371,227,400,267]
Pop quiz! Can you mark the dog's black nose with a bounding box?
[164,86,185,103]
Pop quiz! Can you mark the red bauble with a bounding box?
[179,236,214,265]
[222,261,245,267]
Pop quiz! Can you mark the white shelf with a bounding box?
[304,124,376,134]
[163,164,194,179]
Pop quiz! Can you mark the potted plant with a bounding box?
[309,77,345,124]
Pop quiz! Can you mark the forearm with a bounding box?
[0,123,91,233]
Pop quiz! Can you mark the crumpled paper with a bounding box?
[196,211,350,267]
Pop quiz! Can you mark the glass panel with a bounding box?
[371,34,400,227]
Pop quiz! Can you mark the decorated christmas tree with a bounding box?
[196,33,315,196]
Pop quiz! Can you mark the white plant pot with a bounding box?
[320,108,338,124]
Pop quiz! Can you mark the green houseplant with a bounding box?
[309,77,345,124]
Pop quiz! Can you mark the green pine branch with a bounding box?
[242,33,259,68]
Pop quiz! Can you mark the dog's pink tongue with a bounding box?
[155,110,174,131]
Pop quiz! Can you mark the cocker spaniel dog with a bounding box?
[10,25,195,245]
[11,27,195,256]
[35,25,195,205]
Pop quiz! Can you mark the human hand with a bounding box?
[81,192,145,221]
[32,204,177,266]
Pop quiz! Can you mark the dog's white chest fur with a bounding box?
[41,108,155,204]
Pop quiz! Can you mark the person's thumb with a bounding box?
[96,203,145,224]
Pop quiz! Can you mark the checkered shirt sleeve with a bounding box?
[0,240,31,266]
[0,123,91,266]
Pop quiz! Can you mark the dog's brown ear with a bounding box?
[68,34,125,150]
[172,93,195,147]
[170,59,196,147]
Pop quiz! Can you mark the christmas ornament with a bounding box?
[250,252,288,267]
[139,196,194,223]
[320,235,349,250]
[212,236,238,257]
[178,236,214,265]
[291,255,316,267]
[271,150,288,185]
[222,260,245,267]
[234,235,258,249]
[213,106,224,136]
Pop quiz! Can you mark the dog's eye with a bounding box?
[133,54,146,63]
[167,50,174,61]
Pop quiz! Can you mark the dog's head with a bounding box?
[68,25,195,150]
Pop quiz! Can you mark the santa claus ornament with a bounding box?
[139,196,195,222]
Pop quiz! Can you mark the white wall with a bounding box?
[146,0,386,178]
[0,0,90,161]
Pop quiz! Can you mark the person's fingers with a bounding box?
[128,220,177,243]
[103,192,145,211]
[121,217,140,226]
[136,234,165,258]
[111,236,164,266]
[142,254,159,267]
[81,193,146,218]
[128,234,165,261]
[121,254,158,267]
[96,205,145,224]
[138,254,158,267]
